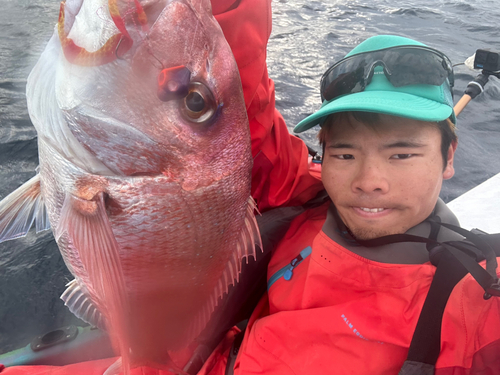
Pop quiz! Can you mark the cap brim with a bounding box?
[294,91,455,133]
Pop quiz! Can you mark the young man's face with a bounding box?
[322,113,457,240]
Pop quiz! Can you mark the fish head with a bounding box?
[55,0,251,185]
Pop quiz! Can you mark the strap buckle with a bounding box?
[484,281,500,300]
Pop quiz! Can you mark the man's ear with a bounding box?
[443,140,458,180]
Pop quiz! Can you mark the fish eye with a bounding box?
[180,82,217,124]
[186,92,205,112]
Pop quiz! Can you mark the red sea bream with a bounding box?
[0,0,260,373]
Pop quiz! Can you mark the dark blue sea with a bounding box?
[1,0,499,354]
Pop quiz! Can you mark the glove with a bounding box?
[464,74,490,99]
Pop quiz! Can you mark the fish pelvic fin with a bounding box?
[0,173,50,243]
[103,355,189,375]
[61,279,107,331]
[56,191,132,375]
[188,197,262,343]
[103,357,122,375]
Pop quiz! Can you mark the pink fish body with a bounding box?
[0,0,260,373]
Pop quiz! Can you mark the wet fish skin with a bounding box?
[0,0,259,372]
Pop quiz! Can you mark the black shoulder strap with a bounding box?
[224,327,246,375]
[398,249,468,374]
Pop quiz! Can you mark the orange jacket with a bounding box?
[200,203,500,375]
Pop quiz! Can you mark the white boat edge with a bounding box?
[447,172,500,234]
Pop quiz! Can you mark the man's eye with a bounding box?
[335,154,355,160]
[391,154,413,159]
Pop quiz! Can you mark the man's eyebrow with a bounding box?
[327,142,357,149]
[382,141,426,149]
[327,141,425,149]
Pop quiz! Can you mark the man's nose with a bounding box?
[351,160,389,194]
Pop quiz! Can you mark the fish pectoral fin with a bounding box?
[188,197,262,343]
[56,191,132,370]
[61,279,106,331]
[55,192,127,300]
[0,173,50,243]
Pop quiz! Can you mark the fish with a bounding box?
[0,0,261,373]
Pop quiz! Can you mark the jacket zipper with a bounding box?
[267,246,312,291]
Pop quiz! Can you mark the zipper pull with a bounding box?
[283,254,304,281]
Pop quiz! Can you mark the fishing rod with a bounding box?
[454,49,500,116]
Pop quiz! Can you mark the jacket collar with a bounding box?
[322,199,463,264]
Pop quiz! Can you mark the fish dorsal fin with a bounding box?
[187,197,262,343]
[56,191,132,374]
[61,279,106,330]
[0,174,50,243]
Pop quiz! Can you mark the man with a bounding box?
[0,0,321,373]
[198,35,500,374]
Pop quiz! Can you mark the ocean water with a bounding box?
[0,0,499,354]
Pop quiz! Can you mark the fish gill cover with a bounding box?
[0,0,261,373]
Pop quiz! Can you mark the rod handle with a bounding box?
[454,94,473,117]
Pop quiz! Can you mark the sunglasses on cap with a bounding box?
[320,45,455,102]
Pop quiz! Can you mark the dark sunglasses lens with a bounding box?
[384,48,450,87]
[321,47,453,102]
[321,58,368,101]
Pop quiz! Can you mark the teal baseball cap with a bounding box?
[294,35,456,133]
